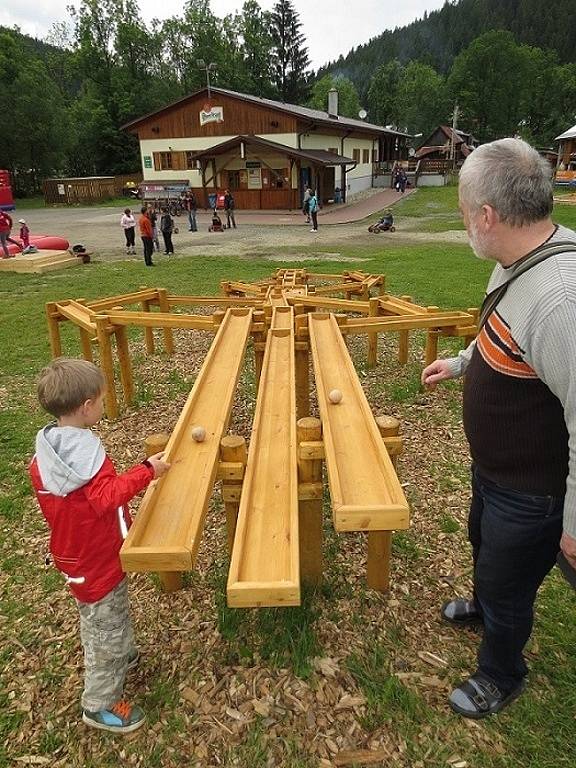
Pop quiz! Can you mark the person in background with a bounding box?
[159,207,174,255]
[146,204,160,252]
[139,206,155,266]
[308,190,319,232]
[422,138,576,719]
[223,189,236,229]
[185,190,198,232]
[302,186,312,223]
[29,358,170,733]
[18,218,32,253]
[120,209,136,255]
[0,210,18,258]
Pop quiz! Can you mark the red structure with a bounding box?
[0,170,15,211]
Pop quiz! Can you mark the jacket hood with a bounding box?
[35,424,106,496]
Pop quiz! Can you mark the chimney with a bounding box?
[328,89,339,119]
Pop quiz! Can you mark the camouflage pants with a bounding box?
[77,578,136,711]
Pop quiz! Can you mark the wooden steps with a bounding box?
[0,250,80,274]
[309,313,409,532]
[120,308,253,573]
[227,307,299,607]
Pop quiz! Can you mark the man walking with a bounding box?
[224,189,236,229]
[422,138,576,718]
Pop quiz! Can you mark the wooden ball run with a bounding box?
[45,269,478,607]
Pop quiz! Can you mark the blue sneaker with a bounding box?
[82,700,146,733]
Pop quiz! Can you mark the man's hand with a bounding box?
[148,451,171,479]
[421,359,454,389]
[560,531,576,569]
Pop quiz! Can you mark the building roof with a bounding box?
[556,124,576,141]
[190,135,356,166]
[122,87,410,139]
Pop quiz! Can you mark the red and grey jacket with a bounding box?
[29,424,154,603]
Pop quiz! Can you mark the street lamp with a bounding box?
[197,59,217,100]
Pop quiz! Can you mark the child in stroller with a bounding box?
[209,209,224,232]
[368,209,395,233]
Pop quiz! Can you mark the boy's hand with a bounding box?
[148,452,171,479]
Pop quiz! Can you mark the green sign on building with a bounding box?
[143,155,152,169]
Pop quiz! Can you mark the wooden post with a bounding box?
[45,302,62,358]
[141,299,155,355]
[144,433,170,457]
[425,306,441,368]
[113,314,134,406]
[95,315,118,420]
[367,297,380,368]
[79,330,93,362]
[220,435,247,556]
[158,572,183,592]
[252,310,266,390]
[297,417,323,587]
[157,288,174,355]
[294,305,310,419]
[398,295,412,364]
[367,415,401,592]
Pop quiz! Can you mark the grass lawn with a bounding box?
[1,193,574,767]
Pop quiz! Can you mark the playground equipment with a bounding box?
[46,269,478,606]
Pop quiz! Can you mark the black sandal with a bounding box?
[441,598,482,627]
[449,674,526,719]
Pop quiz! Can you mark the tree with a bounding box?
[395,61,448,136]
[308,74,361,119]
[366,60,404,127]
[447,31,532,141]
[270,0,310,103]
[239,0,276,98]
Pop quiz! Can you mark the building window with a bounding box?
[186,151,196,170]
[362,149,370,164]
[353,148,361,162]
[159,152,173,170]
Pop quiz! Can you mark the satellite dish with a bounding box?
[358,109,367,120]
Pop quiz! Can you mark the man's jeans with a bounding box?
[469,469,563,692]
[188,211,197,231]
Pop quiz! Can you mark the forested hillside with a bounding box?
[321,0,576,94]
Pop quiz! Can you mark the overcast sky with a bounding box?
[0,0,446,69]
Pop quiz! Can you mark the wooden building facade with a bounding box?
[122,88,410,209]
[555,124,576,184]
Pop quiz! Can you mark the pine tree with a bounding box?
[270,0,310,103]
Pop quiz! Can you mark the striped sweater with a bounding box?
[447,225,576,537]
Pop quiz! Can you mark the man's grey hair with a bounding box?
[459,138,553,226]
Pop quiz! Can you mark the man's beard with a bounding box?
[468,221,494,261]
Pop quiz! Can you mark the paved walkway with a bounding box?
[218,187,414,226]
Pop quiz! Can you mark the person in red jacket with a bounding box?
[138,206,155,266]
[0,210,18,258]
[29,358,170,733]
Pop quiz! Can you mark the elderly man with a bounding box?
[422,138,576,718]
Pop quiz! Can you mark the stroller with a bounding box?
[368,210,395,233]
[208,210,224,232]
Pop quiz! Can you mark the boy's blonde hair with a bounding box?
[37,358,106,418]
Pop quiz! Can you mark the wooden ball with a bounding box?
[328,389,343,404]
[191,426,206,442]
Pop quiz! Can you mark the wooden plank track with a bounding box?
[120,308,253,572]
[227,306,299,607]
[309,313,409,532]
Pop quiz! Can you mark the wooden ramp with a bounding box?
[0,250,79,273]
[121,308,253,572]
[227,306,299,607]
[309,313,409,532]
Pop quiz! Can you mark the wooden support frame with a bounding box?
[297,417,323,587]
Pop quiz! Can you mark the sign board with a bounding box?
[57,184,65,195]
[247,168,262,189]
[200,106,224,126]
[143,155,152,168]
[246,161,261,169]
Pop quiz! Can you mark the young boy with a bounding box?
[29,358,170,734]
